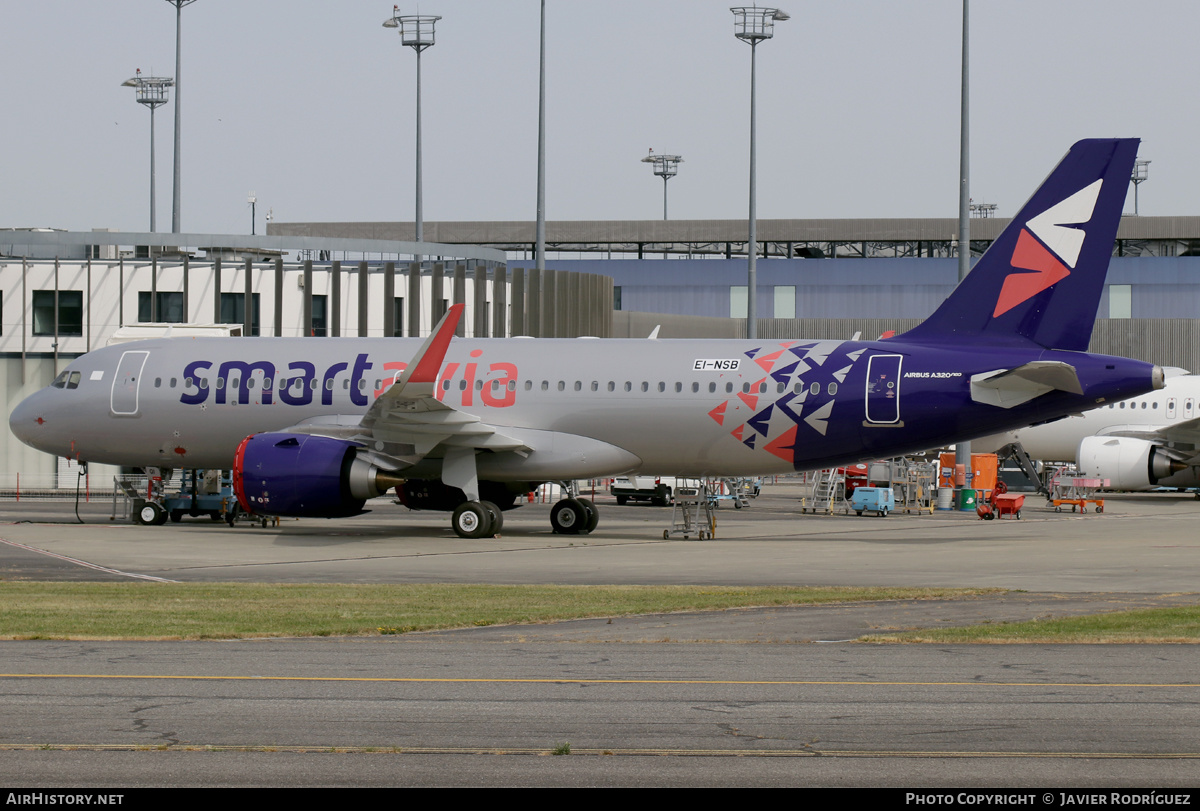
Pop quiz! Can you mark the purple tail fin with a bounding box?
[900,138,1139,351]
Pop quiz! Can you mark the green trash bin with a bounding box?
[957,488,977,511]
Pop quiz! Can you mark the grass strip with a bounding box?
[865,605,1200,644]
[0,582,993,640]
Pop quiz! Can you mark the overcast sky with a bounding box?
[1,1,1194,235]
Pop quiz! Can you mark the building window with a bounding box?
[774,285,796,319]
[392,297,404,337]
[613,286,622,311]
[138,291,185,323]
[1108,284,1132,319]
[311,295,328,337]
[220,292,261,336]
[729,285,747,319]
[32,290,83,336]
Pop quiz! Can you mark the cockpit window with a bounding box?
[51,370,81,390]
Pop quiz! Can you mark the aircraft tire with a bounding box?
[138,502,166,526]
[170,510,183,523]
[550,498,586,535]
[452,501,491,539]
[577,497,599,533]
[480,501,503,536]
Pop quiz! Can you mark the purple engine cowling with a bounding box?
[234,432,388,517]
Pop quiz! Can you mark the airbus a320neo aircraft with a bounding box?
[10,139,1164,537]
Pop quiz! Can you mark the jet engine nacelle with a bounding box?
[1076,435,1183,490]
[233,432,402,517]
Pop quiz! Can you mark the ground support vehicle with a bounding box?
[611,476,675,506]
[850,486,895,517]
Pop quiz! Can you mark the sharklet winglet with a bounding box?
[396,304,464,391]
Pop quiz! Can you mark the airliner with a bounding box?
[9,139,1164,537]
[977,370,1200,490]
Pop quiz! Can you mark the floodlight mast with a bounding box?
[164,1,196,234]
[121,70,174,233]
[731,6,788,340]
[1131,159,1150,216]
[641,152,683,220]
[384,7,441,247]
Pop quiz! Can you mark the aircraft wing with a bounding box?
[970,361,1083,409]
[281,304,530,471]
[1101,416,1200,463]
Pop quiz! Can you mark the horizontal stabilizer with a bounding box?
[970,361,1082,409]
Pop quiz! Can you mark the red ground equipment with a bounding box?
[976,480,1025,520]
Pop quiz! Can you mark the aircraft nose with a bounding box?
[8,390,55,453]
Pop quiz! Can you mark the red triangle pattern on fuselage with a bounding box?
[708,401,728,426]
[992,229,1071,318]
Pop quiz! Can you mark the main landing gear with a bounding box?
[445,487,601,539]
[549,481,599,536]
[451,500,504,539]
[440,448,601,539]
[550,497,599,535]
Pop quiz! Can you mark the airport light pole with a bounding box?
[535,0,547,274]
[248,192,257,236]
[383,7,440,246]
[731,6,788,340]
[641,151,683,220]
[1131,159,1150,216]
[165,0,196,235]
[121,70,174,233]
[956,0,972,507]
